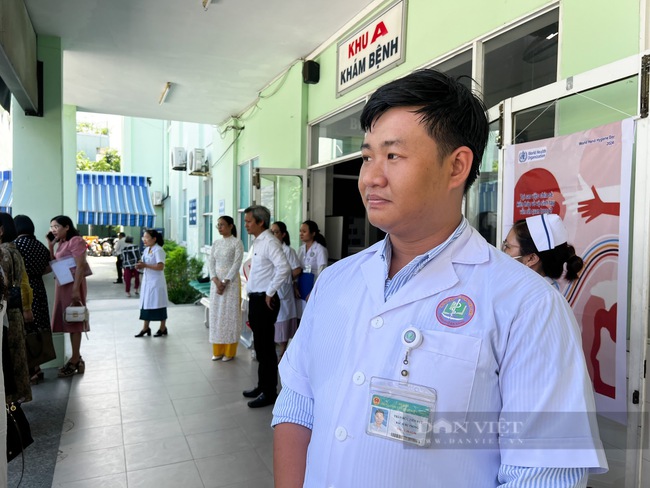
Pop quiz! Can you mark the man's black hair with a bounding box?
[360,69,489,192]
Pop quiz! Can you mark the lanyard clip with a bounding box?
[402,327,423,349]
[400,327,423,380]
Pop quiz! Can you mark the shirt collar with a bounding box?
[380,218,468,300]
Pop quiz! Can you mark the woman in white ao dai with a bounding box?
[209,216,244,361]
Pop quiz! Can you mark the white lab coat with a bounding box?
[277,243,300,322]
[297,241,328,315]
[278,225,607,487]
[298,241,328,278]
[139,244,168,310]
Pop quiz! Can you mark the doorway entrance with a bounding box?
[318,157,385,262]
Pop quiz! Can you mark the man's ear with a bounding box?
[448,146,473,190]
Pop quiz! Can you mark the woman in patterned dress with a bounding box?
[14,214,53,383]
[0,212,33,402]
[208,216,244,361]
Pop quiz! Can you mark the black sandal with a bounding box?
[30,368,45,385]
[58,357,85,377]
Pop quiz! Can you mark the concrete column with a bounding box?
[12,35,71,367]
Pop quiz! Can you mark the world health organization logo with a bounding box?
[518,150,528,163]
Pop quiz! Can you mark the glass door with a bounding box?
[482,58,645,487]
[465,119,500,246]
[252,168,307,254]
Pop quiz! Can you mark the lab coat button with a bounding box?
[371,317,384,328]
[335,426,348,441]
[353,372,365,385]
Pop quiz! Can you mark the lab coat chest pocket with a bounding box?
[407,331,481,417]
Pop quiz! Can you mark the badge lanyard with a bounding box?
[399,326,423,383]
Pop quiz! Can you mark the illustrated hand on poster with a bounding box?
[563,174,620,223]
[577,186,620,223]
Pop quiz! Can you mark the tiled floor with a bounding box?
[34,256,646,487]
[52,257,274,487]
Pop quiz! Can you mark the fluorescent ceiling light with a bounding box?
[158,82,171,105]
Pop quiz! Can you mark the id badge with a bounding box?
[366,377,437,447]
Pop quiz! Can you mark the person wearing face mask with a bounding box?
[502,214,584,290]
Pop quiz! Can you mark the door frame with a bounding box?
[486,53,646,487]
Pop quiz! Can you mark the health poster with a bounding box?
[503,119,634,423]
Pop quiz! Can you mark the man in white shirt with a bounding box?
[272,70,607,487]
[243,205,291,408]
[112,232,126,284]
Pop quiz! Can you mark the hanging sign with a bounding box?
[189,198,197,226]
[336,0,406,96]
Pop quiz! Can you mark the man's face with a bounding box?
[374,411,384,426]
[244,212,264,237]
[359,107,457,240]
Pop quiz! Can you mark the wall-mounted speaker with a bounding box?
[302,60,320,84]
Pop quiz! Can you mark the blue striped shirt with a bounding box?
[382,218,467,300]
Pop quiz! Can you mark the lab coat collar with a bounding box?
[360,225,490,312]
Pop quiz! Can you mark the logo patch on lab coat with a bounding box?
[436,295,475,328]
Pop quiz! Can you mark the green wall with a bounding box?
[13,36,72,229]
[12,35,68,367]
[557,78,638,135]
[235,62,305,168]
[208,0,642,248]
[219,0,642,177]
[211,125,238,217]
[307,0,551,120]
[306,0,640,122]
[560,0,639,77]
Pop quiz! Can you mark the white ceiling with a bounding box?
[25,0,378,124]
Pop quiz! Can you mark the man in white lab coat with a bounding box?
[272,69,607,487]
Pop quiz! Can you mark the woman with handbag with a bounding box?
[48,215,89,378]
[134,229,169,337]
[14,215,54,384]
[0,212,33,404]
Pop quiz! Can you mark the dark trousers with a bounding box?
[116,256,123,282]
[248,293,280,397]
[124,267,140,293]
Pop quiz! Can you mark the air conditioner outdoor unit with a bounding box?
[188,148,210,176]
[171,147,187,171]
[152,190,163,206]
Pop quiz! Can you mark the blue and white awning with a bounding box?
[77,172,156,227]
[0,170,12,214]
